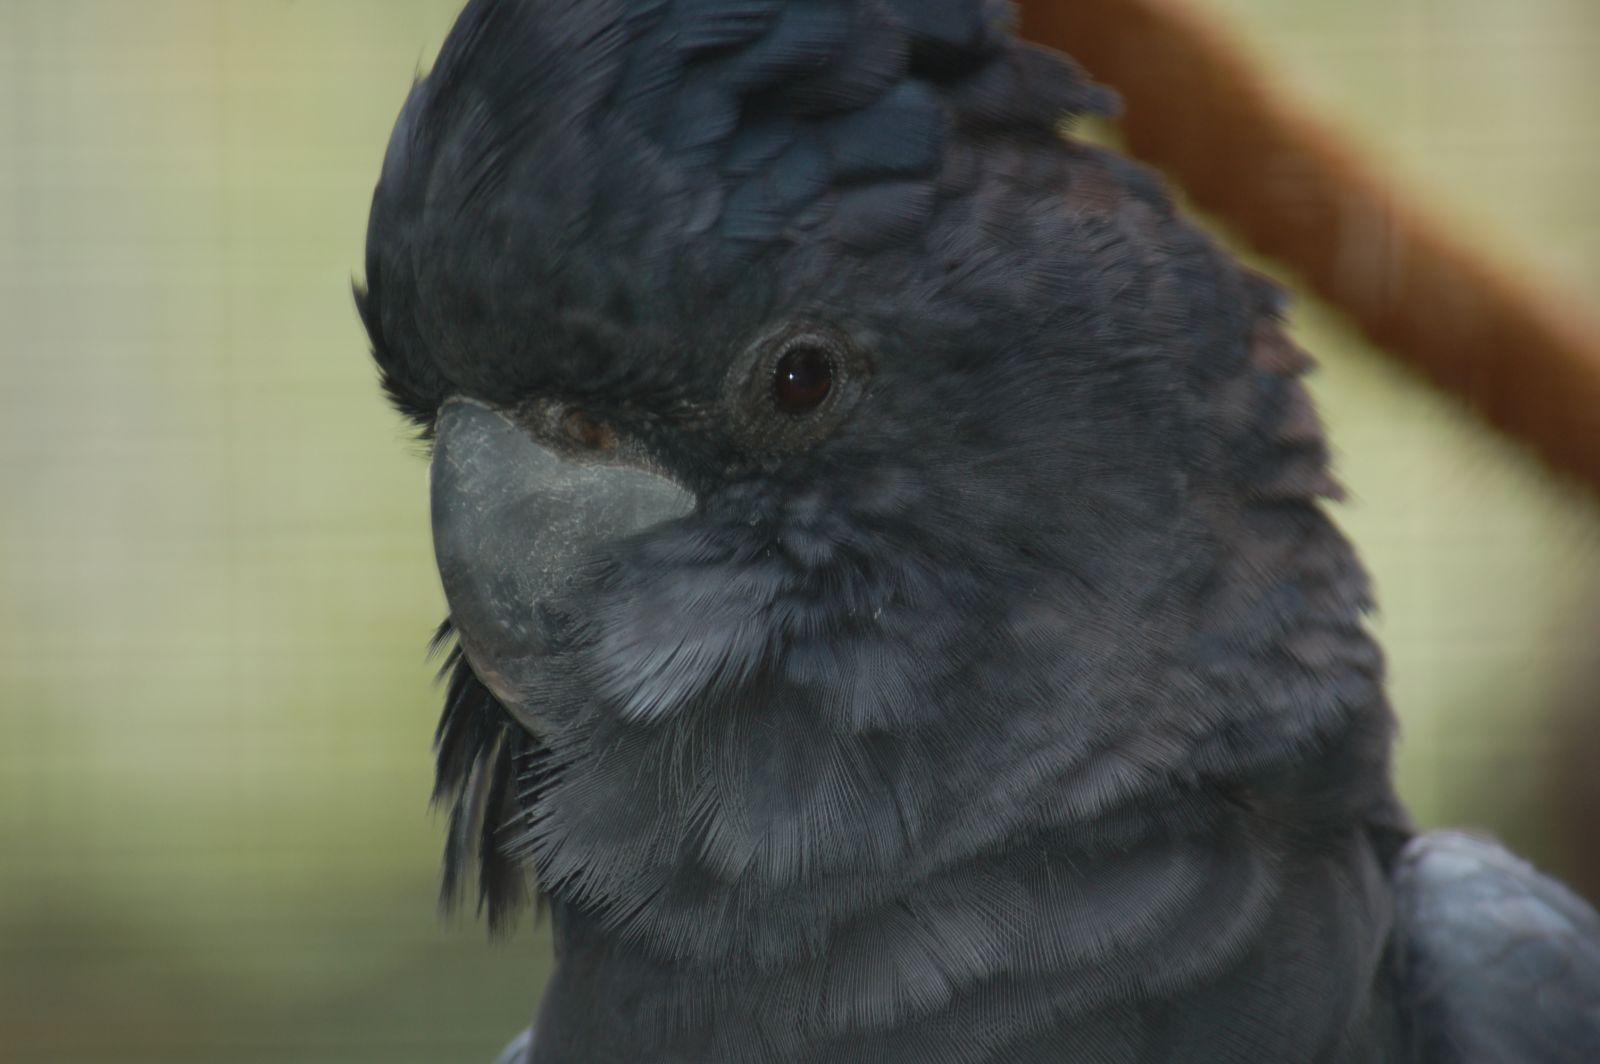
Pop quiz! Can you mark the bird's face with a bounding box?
[412,227,1207,930]
[360,0,1372,953]
[426,314,888,736]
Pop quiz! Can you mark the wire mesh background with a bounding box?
[1,1,1596,1060]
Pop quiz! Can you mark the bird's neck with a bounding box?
[532,707,1401,1062]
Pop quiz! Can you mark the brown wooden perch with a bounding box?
[1018,0,1600,493]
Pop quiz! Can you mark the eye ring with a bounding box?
[723,321,869,457]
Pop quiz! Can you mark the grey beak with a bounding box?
[429,399,696,727]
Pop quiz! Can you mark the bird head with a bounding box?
[357,0,1387,955]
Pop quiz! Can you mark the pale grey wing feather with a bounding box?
[1392,830,1600,1063]
[490,1026,532,1064]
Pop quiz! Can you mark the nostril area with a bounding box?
[561,408,617,453]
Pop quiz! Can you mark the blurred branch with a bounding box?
[1019,0,1600,492]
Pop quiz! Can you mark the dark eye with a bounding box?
[725,323,865,454]
[772,344,834,414]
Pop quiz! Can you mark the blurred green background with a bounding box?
[1,1,1596,1060]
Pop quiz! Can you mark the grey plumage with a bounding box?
[1392,832,1600,1061]
[355,0,1600,1060]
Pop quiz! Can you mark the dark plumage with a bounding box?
[356,1,1600,1060]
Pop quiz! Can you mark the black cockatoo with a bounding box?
[355,0,1600,1060]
